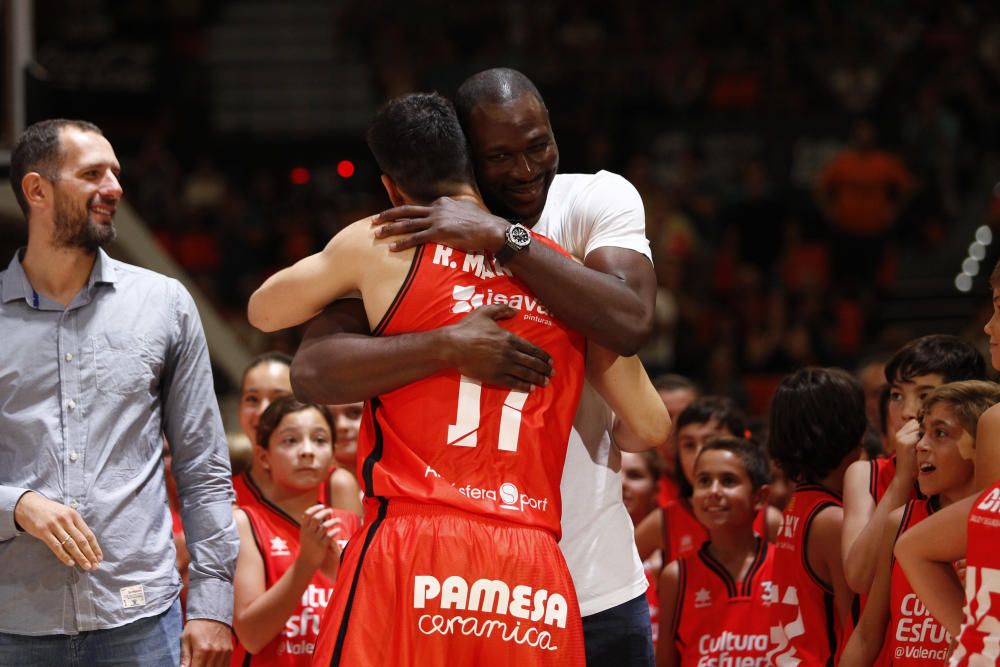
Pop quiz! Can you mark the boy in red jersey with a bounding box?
[895,261,1000,666]
[842,336,985,595]
[248,93,669,666]
[232,397,361,666]
[842,381,1000,666]
[767,367,867,666]
[657,437,776,667]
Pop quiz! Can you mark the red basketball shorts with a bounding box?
[311,500,584,666]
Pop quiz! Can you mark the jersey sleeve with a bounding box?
[576,171,652,261]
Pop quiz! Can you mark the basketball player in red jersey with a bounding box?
[895,261,1000,666]
[842,381,1000,666]
[842,337,985,595]
[248,93,669,666]
[767,367,866,666]
[232,397,361,666]
[657,437,776,667]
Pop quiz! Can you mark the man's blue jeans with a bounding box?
[0,598,182,667]
[582,592,655,667]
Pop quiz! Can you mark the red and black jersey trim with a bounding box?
[372,245,424,337]
[241,508,274,587]
[696,537,767,598]
[672,559,688,651]
[868,459,881,502]
[822,591,837,667]
[330,398,390,667]
[796,484,841,594]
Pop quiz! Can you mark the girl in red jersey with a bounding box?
[895,262,1000,666]
[233,353,363,515]
[231,396,361,666]
[842,381,1000,666]
[634,398,750,563]
[657,437,776,667]
[767,367,866,667]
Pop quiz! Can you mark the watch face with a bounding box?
[510,224,531,247]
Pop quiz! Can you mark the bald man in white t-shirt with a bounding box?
[291,69,663,667]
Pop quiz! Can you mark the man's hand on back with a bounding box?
[442,304,553,392]
[375,197,508,253]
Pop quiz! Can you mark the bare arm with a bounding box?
[588,342,671,452]
[656,560,682,667]
[375,197,656,355]
[843,420,920,593]
[634,507,664,561]
[290,300,554,404]
[840,507,901,667]
[895,495,972,636]
[248,221,368,332]
[232,507,338,654]
[327,469,362,515]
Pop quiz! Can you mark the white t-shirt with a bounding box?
[533,170,653,616]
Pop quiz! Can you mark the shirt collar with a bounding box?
[1,247,117,304]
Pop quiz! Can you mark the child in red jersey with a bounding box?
[634,398,751,563]
[842,381,1000,666]
[231,396,361,666]
[895,261,1000,666]
[842,337,985,595]
[767,367,866,666]
[657,437,776,667]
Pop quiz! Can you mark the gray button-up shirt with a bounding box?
[0,249,238,635]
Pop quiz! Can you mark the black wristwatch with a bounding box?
[495,222,532,264]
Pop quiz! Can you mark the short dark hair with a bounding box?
[921,380,1000,441]
[240,351,292,394]
[884,335,985,385]
[256,395,335,450]
[366,92,474,202]
[652,373,698,393]
[454,68,546,129]
[768,367,866,484]
[10,119,103,215]
[696,436,772,490]
[674,396,748,497]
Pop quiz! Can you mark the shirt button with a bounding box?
[69,500,78,509]
[67,400,77,411]
[69,451,78,462]
[65,353,74,362]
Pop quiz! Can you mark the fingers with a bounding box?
[374,218,431,240]
[475,303,518,321]
[180,630,192,667]
[508,334,553,367]
[376,206,432,223]
[56,526,99,571]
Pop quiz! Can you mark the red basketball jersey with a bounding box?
[233,470,331,509]
[671,538,776,667]
[882,497,951,666]
[232,503,360,666]
[354,240,586,538]
[868,456,925,504]
[951,482,1000,666]
[767,484,843,667]
[662,498,769,565]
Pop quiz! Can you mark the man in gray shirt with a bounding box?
[0,119,238,666]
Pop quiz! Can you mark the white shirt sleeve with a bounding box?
[574,171,652,261]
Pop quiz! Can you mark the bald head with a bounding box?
[455,68,546,127]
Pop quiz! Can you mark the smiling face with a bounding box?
[678,418,734,487]
[915,402,976,498]
[985,287,1000,371]
[691,449,764,530]
[239,361,292,447]
[465,94,558,226]
[49,128,122,250]
[261,408,335,492]
[887,373,945,434]
[621,452,658,524]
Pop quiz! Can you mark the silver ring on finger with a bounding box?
[61,535,74,546]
